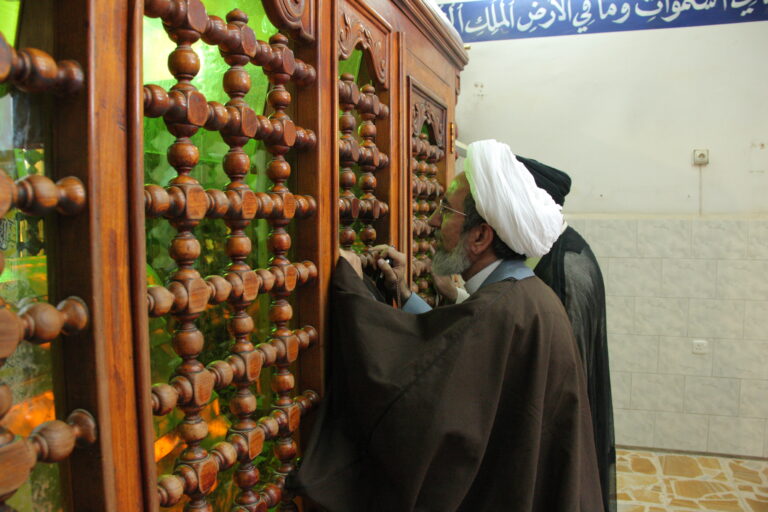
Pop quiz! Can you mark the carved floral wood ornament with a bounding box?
[412,99,446,149]
[262,0,316,43]
[338,1,391,89]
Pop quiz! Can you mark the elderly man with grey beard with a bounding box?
[291,139,604,512]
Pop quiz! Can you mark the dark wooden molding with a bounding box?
[391,0,468,70]
[263,0,316,44]
[51,0,145,509]
[338,0,392,88]
[128,0,158,509]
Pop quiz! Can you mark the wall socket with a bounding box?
[692,339,709,355]
[693,149,710,165]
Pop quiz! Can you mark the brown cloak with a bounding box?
[291,259,603,512]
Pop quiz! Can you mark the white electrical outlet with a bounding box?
[693,149,709,165]
[692,339,709,355]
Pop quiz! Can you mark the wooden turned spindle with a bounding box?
[0,407,96,506]
[293,126,317,151]
[0,171,86,218]
[157,474,185,507]
[261,37,308,501]
[147,273,227,317]
[355,83,389,251]
[151,383,179,416]
[338,74,361,249]
[294,389,320,415]
[144,0,209,34]
[145,4,322,508]
[0,33,83,95]
[211,11,272,508]
[293,194,316,220]
[151,8,223,509]
[0,298,89,356]
[30,409,97,463]
[147,285,174,317]
[292,58,316,87]
[206,359,234,390]
[410,118,446,304]
[156,433,241,508]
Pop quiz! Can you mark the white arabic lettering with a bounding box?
[443,0,766,38]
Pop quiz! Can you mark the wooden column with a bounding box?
[50,0,145,509]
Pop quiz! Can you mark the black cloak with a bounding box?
[534,227,616,512]
[291,259,604,512]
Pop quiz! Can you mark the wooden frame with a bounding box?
[0,0,466,509]
[49,0,146,509]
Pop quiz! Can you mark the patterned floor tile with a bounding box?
[618,448,768,510]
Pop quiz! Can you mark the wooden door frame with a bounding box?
[48,0,152,509]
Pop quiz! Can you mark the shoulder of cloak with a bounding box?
[294,261,582,509]
[331,258,570,436]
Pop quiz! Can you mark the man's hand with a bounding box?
[339,249,364,279]
[370,244,411,301]
[432,273,459,304]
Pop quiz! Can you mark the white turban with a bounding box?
[464,139,563,258]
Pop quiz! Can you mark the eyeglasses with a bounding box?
[436,197,467,217]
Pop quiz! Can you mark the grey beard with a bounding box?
[432,234,471,276]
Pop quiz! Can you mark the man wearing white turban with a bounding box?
[292,140,604,512]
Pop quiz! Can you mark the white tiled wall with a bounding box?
[570,215,768,458]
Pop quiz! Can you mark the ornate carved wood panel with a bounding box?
[337,0,393,266]
[0,1,466,510]
[142,0,320,509]
[409,81,447,306]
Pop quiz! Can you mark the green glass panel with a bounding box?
[0,106,62,511]
[338,48,363,79]
[144,2,281,508]
[0,0,21,44]
[0,0,21,99]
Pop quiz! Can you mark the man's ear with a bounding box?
[466,223,494,256]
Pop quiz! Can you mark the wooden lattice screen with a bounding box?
[0,0,466,509]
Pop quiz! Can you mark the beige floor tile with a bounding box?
[618,505,646,512]
[662,454,704,478]
[620,473,661,489]
[633,489,664,503]
[747,498,768,512]
[619,448,768,511]
[669,498,701,509]
[673,479,733,499]
[731,461,763,484]
[632,456,658,474]
[699,456,723,470]
[697,498,744,511]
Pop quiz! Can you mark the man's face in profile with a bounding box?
[430,174,471,275]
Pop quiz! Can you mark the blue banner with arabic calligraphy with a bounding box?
[438,0,768,41]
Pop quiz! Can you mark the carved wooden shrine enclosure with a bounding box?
[0,0,466,510]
